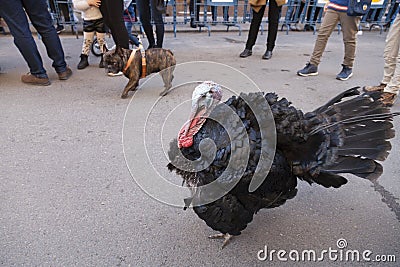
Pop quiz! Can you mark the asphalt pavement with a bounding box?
[0,27,399,266]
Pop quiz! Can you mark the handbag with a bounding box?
[347,0,372,16]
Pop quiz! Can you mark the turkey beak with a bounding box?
[183,95,210,136]
[183,101,200,136]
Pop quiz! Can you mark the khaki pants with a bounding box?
[310,9,360,68]
[382,15,400,95]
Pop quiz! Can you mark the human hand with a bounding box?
[324,1,329,12]
[87,0,101,7]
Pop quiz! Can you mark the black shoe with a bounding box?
[304,24,314,31]
[262,50,272,60]
[190,18,197,28]
[56,24,65,34]
[77,54,89,70]
[239,49,252,58]
[336,64,353,81]
[297,63,318,77]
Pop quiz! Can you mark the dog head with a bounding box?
[103,46,129,75]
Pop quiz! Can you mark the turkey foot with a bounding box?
[208,233,233,249]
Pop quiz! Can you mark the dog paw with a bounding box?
[159,89,169,96]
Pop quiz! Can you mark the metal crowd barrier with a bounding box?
[48,0,79,38]
[385,0,400,27]
[34,0,400,38]
[191,0,246,36]
[360,0,390,34]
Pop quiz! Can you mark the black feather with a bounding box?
[167,87,398,236]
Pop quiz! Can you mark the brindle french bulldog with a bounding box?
[103,46,176,98]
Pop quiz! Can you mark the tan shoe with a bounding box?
[21,73,51,86]
[380,92,397,107]
[58,66,73,80]
[363,83,386,92]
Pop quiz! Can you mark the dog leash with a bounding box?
[122,44,147,78]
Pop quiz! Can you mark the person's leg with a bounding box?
[339,12,360,68]
[100,0,129,49]
[93,19,107,68]
[384,17,400,95]
[211,6,217,22]
[223,6,229,21]
[77,31,93,69]
[382,15,400,85]
[97,32,106,52]
[309,9,340,66]
[125,21,140,46]
[151,0,164,48]
[266,0,281,52]
[189,0,200,27]
[60,3,70,23]
[245,5,266,50]
[0,0,48,78]
[22,0,68,73]
[48,0,63,30]
[81,31,94,56]
[136,0,156,48]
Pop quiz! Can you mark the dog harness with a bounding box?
[123,44,147,78]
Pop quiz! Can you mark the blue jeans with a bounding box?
[124,21,140,46]
[0,0,67,78]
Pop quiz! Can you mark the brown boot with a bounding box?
[363,83,386,92]
[58,66,73,80]
[21,73,51,86]
[380,92,397,107]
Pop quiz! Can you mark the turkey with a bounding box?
[167,81,399,248]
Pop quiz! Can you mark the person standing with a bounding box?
[136,0,165,49]
[239,0,283,60]
[99,0,130,49]
[297,0,361,81]
[362,12,400,107]
[73,0,106,69]
[0,0,72,86]
[123,0,140,47]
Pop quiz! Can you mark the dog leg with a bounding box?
[121,79,139,99]
[159,67,174,96]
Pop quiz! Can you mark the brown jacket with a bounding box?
[249,0,285,12]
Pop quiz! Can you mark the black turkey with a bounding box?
[167,81,399,248]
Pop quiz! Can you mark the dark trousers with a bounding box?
[136,0,165,48]
[245,1,281,52]
[0,0,67,77]
[100,0,129,49]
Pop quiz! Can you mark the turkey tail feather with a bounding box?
[294,89,399,188]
